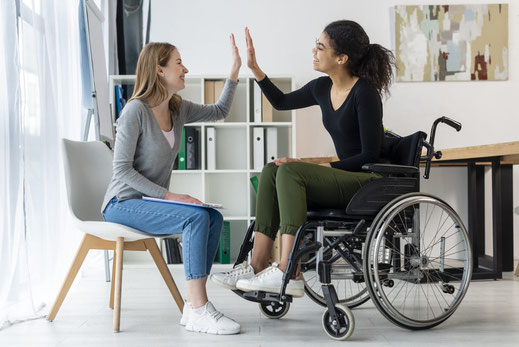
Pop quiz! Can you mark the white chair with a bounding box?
[47,139,184,332]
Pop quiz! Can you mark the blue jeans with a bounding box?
[103,197,223,280]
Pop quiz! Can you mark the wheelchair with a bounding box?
[231,116,473,340]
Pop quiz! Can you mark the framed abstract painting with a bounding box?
[394,4,508,81]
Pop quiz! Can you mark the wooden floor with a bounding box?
[1,263,518,346]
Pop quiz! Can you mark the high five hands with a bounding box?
[245,27,266,81]
[229,33,241,82]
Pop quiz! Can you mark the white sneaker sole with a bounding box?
[185,323,240,335]
[236,281,305,298]
[210,273,255,290]
[209,274,239,290]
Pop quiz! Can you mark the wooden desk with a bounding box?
[430,141,518,279]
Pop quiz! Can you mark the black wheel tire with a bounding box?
[259,301,290,319]
[321,303,355,341]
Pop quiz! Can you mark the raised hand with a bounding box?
[229,33,241,82]
[245,27,266,81]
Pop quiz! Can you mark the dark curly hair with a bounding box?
[324,20,395,96]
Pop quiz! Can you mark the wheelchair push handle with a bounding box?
[422,116,462,179]
[439,117,462,132]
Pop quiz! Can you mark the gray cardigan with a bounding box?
[101,79,238,213]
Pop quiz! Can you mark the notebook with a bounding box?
[143,196,223,209]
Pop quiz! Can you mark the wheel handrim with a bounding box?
[368,195,472,328]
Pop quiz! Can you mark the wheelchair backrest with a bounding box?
[344,131,427,216]
[381,131,427,168]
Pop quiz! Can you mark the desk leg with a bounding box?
[491,160,510,278]
[468,164,485,269]
[500,164,514,271]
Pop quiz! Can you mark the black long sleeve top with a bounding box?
[257,76,383,172]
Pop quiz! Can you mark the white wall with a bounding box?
[150,0,519,262]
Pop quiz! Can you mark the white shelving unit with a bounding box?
[109,75,296,262]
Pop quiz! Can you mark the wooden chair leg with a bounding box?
[109,249,116,309]
[144,238,184,313]
[47,234,91,321]
[515,263,519,277]
[113,237,124,332]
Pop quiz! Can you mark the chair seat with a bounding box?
[77,220,173,241]
[307,208,349,220]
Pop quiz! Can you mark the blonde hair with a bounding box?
[129,42,182,116]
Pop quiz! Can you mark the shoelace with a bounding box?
[209,309,224,321]
[226,262,251,277]
[255,262,279,278]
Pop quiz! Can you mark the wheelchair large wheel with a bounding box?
[363,193,472,330]
[302,249,370,309]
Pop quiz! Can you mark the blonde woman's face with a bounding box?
[158,49,189,92]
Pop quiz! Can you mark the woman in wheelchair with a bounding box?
[211,20,395,297]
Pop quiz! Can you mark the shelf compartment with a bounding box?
[177,78,203,103]
[205,126,247,170]
[205,173,248,218]
[249,126,291,169]
[168,173,203,202]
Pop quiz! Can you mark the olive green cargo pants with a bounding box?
[253,161,381,239]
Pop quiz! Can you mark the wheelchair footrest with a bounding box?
[232,289,293,303]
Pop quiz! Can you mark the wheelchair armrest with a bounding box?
[362,163,419,175]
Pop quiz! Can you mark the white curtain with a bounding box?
[0,0,83,329]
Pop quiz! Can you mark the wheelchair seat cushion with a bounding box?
[306,208,349,220]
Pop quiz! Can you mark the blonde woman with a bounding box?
[101,37,242,335]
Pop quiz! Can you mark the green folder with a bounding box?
[250,176,259,193]
[217,221,231,264]
[178,128,186,170]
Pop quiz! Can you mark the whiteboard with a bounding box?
[84,0,113,144]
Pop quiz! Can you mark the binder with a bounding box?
[214,81,226,123]
[262,94,273,122]
[186,127,200,170]
[204,81,215,104]
[164,238,182,264]
[217,221,231,264]
[214,80,225,100]
[250,176,259,193]
[253,83,262,123]
[253,127,265,170]
[114,85,126,120]
[178,128,186,170]
[265,127,278,163]
[206,127,216,170]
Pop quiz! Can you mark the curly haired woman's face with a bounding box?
[157,49,189,92]
[312,32,347,74]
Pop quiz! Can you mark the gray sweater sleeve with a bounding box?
[182,79,238,123]
[112,103,168,199]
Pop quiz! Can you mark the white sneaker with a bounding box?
[210,262,255,290]
[185,301,240,335]
[235,263,305,298]
[179,301,191,326]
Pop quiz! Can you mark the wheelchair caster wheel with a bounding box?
[442,284,455,294]
[383,279,394,288]
[322,303,355,341]
[259,301,290,319]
